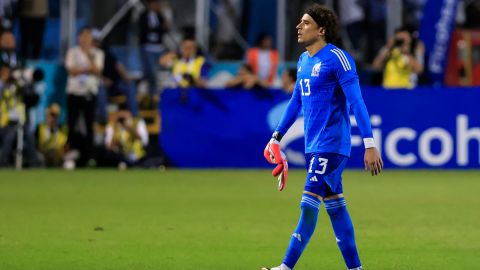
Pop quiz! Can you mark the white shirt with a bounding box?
[65,46,104,96]
[257,50,271,81]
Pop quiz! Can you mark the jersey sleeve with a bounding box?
[276,79,302,135]
[332,49,374,141]
[275,56,303,135]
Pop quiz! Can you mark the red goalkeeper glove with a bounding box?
[264,136,288,191]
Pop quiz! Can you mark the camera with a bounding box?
[117,116,126,125]
[182,73,195,84]
[394,38,404,47]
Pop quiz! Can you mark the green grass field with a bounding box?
[0,169,479,270]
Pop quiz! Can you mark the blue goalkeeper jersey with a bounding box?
[276,43,373,157]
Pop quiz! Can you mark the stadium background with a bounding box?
[1,0,479,269]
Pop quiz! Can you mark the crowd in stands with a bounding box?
[1,0,480,169]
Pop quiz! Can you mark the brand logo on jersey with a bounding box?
[311,62,321,77]
[298,66,302,72]
[309,175,318,182]
[292,233,302,242]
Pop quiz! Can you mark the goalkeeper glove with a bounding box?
[264,132,288,191]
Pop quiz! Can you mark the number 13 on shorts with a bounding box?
[309,157,329,175]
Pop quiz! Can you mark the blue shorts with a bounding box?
[304,152,349,198]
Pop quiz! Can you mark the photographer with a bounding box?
[225,63,268,90]
[0,55,42,167]
[102,109,148,168]
[372,26,424,89]
[159,37,209,89]
[35,104,67,167]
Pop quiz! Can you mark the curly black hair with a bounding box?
[304,4,340,44]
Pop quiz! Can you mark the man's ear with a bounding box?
[318,27,325,37]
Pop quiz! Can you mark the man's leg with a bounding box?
[324,194,362,270]
[84,96,96,163]
[118,81,139,116]
[140,47,158,97]
[0,126,17,166]
[96,84,108,124]
[263,192,321,270]
[283,192,321,268]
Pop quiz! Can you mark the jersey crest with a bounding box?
[311,62,321,77]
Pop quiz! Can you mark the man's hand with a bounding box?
[264,138,288,191]
[264,138,281,164]
[364,147,383,176]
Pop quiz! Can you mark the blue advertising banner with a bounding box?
[160,87,480,169]
[419,0,459,86]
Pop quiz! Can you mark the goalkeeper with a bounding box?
[262,4,383,270]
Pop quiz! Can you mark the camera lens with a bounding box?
[394,38,404,47]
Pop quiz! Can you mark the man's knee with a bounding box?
[323,193,344,201]
[300,193,321,211]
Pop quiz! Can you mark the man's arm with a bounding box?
[342,79,383,175]
[335,50,383,175]
[65,49,89,76]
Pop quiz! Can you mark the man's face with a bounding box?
[79,30,93,49]
[47,112,59,126]
[260,36,272,49]
[296,14,323,47]
[0,66,11,81]
[238,66,248,77]
[0,32,16,50]
[180,40,197,59]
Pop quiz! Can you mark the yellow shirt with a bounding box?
[382,48,414,89]
[0,84,25,127]
[38,124,67,153]
[171,56,206,88]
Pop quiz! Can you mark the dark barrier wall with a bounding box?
[160,87,480,169]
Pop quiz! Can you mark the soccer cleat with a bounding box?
[261,264,291,270]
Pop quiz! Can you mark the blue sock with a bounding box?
[324,197,362,269]
[282,194,320,269]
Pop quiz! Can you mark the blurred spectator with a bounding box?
[139,0,169,97]
[281,67,297,95]
[339,0,365,55]
[159,37,209,88]
[2,29,42,127]
[403,0,425,29]
[35,103,67,167]
[365,0,387,63]
[0,0,18,30]
[245,34,278,86]
[92,30,138,124]
[0,30,19,68]
[212,0,243,59]
[159,0,173,29]
[464,0,480,28]
[103,109,148,168]
[64,26,104,167]
[372,26,424,89]
[225,63,267,90]
[19,0,48,59]
[0,55,42,167]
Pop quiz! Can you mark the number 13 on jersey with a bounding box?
[300,79,311,96]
